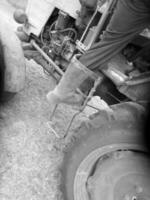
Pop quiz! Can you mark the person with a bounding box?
[14,0,150,108]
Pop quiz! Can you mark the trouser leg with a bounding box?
[46,55,95,107]
[79,0,150,71]
[46,0,150,107]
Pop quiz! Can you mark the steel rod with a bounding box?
[31,40,64,76]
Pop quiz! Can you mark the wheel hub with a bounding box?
[74,144,150,200]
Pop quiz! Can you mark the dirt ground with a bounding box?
[0,1,89,199]
[1,1,149,200]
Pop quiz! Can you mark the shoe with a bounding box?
[46,55,96,107]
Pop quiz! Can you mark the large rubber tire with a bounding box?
[0,42,16,103]
[0,20,26,101]
[0,39,15,103]
[58,102,147,200]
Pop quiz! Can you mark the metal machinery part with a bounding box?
[29,0,150,104]
[29,0,111,73]
[39,9,78,69]
[28,0,150,77]
[77,0,117,51]
[74,144,150,200]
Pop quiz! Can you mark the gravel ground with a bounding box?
[0,59,86,200]
[0,2,88,199]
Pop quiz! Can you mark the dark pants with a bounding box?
[79,0,150,71]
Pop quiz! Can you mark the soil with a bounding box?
[0,1,88,199]
[0,1,109,199]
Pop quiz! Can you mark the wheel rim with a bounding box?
[74,144,150,200]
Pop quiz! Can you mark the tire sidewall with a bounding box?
[60,119,144,200]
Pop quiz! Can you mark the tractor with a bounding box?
[14,0,150,199]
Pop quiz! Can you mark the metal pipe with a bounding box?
[79,8,98,43]
[31,40,89,97]
[31,40,64,76]
[102,67,128,86]
[87,0,117,49]
[125,76,150,86]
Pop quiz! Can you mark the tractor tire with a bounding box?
[0,20,26,102]
[58,102,149,200]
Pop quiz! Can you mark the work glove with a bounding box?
[14,9,54,73]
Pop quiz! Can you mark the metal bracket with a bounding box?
[31,40,64,77]
[31,40,104,138]
[49,77,103,138]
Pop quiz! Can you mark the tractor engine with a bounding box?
[25,0,104,70]
[40,10,78,65]
[35,1,97,69]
